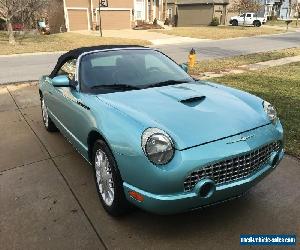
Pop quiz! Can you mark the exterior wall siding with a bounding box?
[65,0,89,8]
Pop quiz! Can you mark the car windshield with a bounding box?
[79,49,193,94]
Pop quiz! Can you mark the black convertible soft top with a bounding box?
[49,45,146,78]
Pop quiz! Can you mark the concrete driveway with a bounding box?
[0,83,299,249]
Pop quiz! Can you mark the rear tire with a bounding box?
[41,96,58,132]
[232,20,238,26]
[93,139,132,216]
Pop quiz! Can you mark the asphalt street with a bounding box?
[0,31,299,84]
[0,83,299,249]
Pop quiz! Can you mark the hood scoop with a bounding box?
[180,96,206,107]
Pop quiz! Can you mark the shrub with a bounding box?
[210,17,220,26]
[164,18,170,25]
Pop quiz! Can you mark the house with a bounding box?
[247,0,298,20]
[167,0,230,26]
[63,0,170,31]
[255,0,285,18]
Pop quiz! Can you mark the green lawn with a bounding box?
[150,26,285,40]
[189,48,300,74]
[0,32,150,55]
[211,62,300,158]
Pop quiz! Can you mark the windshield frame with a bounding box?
[76,48,193,94]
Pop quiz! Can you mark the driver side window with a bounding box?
[57,59,77,80]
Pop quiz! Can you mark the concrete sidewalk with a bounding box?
[199,55,300,79]
[0,83,299,249]
[77,29,206,45]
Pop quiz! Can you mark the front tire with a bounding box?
[41,96,57,132]
[232,20,238,26]
[93,139,132,216]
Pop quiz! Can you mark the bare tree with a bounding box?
[0,0,48,45]
[292,0,300,27]
[230,0,263,25]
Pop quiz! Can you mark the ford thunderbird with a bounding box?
[39,45,284,216]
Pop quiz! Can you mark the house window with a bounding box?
[136,11,142,19]
[135,0,145,20]
[167,8,173,19]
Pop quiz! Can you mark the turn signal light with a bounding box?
[129,191,144,202]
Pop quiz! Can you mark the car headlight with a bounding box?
[141,128,174,165]
[263,101,277,123]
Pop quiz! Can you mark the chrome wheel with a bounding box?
[95,149,115,206]
[41,98,49,128]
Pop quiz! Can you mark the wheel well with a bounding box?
[87,130,106,163]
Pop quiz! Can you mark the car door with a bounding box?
[237,14,245,25]
[47,59,91,157]
[245,13,253,25]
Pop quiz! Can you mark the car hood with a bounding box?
[96,82,269,150]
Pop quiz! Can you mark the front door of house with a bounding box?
[135,0,145,20]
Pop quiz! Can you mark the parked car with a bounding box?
[0,22,24,31]
[230,13,266,27]
[12,23,24,31]
[39,45,284,216]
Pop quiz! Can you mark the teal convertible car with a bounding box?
[39,45,284,216]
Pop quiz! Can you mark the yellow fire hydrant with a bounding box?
[188,48,196,69]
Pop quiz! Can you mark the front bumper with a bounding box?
[115,122,284,214]
[123,148,284,214]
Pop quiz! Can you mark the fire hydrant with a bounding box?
[188,48,196,69]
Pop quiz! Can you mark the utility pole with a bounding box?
[99,0,102,37]
[98,0,108,37]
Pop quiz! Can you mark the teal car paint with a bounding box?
[39,46,284,215]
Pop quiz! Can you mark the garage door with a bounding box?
[68,9,89,31]
[98,10,131,30]
[178,5,213,26]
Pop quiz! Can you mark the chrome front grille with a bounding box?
[184,141,281,192]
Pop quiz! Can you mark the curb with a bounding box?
[0,80,38,86]
[0,51,66,58]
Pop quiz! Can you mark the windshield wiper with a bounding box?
[91,84,140,90]
[146,80,192,88]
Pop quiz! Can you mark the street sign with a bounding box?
[100,0,108,7]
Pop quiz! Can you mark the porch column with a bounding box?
[145,0,148,21]
[164,0,168,20]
